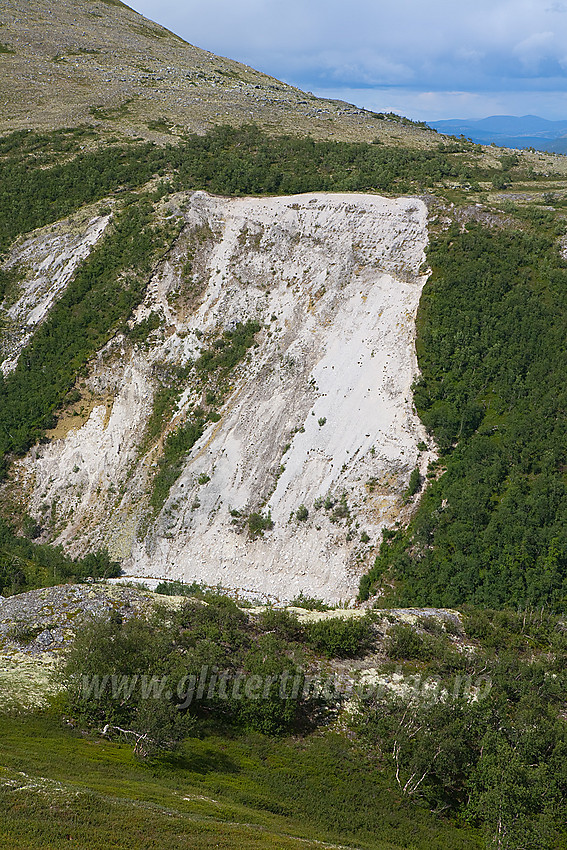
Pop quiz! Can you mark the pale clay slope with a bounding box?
[1,212,110,373]
[15,191,432,603]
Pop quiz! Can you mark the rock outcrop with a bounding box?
[9,191,433,603]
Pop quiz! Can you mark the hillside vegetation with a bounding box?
[1,586,566,848]
[360,215,567,610]
[1,16,567,841]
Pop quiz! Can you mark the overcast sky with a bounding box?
[127,0,567,121]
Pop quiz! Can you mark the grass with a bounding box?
[0,714,482,849]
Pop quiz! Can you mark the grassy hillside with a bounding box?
[0,0,437,147]
[0,716,482,850]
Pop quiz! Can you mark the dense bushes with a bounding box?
[357,651,567,848]
[0,135,166,255]
[63,596,379,748]
[361,223,567,611]
[351,609,567,847]
[305,614,373,658]
[0,123,484,259]
[167,123,472,196]
[58,589,567,844]
[64,596,308,746]
[0,518,119,595]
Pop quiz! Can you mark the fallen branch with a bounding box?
[100,723,153,757]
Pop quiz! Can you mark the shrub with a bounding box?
[155,579,203,597]
[386,624,427,660]
[290,591,329,611]
[305,615,373,658]
[248,511,273,537]
[258,608,304,642]
[404,467,422,500]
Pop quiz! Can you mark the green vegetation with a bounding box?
[194,319,261,375]
[403,466,422,501]
[64,596,306,742]
[289,591,330,611]
[0,126,97,165]
[0,122,490,261]
[0,263,23,306]
[4,594,566,848]
[139,363,192,451]
[0,136,164,255]
[0,196,175,476]
[304,614,373,658]
[154,578,203,596]
[356,609,567,849]
[0,715,482,850]
[385,622,451,662]
[58,596,563,846]
[0,518,119,595]
[167,123,472,196]
[247,510,274,537]
[148,320,261,513]
[329,493,350,523]
[127,311,162,344]
[150,415,207,512]
[89,100,134,121]
[361,222,567,611]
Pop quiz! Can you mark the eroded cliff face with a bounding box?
[1,208,111,373]
[6,191,433,603]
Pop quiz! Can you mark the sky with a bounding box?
[127,0,567,122]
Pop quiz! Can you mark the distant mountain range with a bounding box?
[430,115,567,154]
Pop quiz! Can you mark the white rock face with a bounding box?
[1,212,110,373]
[14,191,433,603]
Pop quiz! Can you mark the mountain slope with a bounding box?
[3,190,431,603]
[0,0,435,146]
